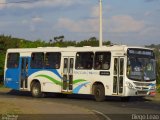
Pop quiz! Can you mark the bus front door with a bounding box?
[62,57,74,93]
[20,57,29,89]
[113,57,124,95]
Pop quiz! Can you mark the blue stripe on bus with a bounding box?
[28,69,62,79]
[73,82,90,94]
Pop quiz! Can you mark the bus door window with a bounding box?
[69,58,74,90]
[69,58,74,74]
[21,58,28,72]
[119,58,124,94]
[63,58,68,90]
[113,58,118,93]
[63,58,68,74]
[20,57,28,89]
[21,58,25,88]
[62,57,74,91]
[113,58,124,94]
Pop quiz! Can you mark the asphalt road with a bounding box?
[0,90,160,120]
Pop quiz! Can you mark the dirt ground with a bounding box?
[0,87,160,120]
[0,88,99,120]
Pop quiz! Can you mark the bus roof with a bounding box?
[6,45,152,53]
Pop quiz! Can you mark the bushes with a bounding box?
[157,85,160,93]
[0,75,3,87]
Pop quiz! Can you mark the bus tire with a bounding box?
[31,82,44,98]
[94,84,105,102]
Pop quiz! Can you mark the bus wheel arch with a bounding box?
[30,79,45,98]
[92,82,105,102]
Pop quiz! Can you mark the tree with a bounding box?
[76,37,111,47]
[54,35,64,42]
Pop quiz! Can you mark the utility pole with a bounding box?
[99,0,103,47]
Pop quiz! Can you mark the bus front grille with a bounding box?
[133,82,150,87]
[137,91,148,95]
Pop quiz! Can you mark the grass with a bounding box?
[0,84,4,88]
[0,81,4,87]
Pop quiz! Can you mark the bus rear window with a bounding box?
[7,53,19,68]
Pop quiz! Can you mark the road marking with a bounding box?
[92,110,112,120]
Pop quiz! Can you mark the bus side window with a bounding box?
[31,52,44,69]
[45,52,61,69]
[75,52,94,70]
[7,53,19,68]
[94,52,111,70]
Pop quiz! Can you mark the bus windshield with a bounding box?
[127,49,156,81]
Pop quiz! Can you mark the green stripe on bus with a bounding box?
[36,74,62,86]
[73,79,86,84]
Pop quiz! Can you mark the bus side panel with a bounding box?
[72,70,95,95]
[28,69,62,93]
[72,71,114,96]
[73,81,91,94]
[4,68,20,90]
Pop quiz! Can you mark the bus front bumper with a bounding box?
[124,86,156,97]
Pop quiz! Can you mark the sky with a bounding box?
[0,0,160,46]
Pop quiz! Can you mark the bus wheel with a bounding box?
[31,82,44,98]
[94,84,105,102]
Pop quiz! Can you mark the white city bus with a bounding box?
[4,45,156,101]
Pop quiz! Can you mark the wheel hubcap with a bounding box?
[33,87,39,95]
[96,89,100,96]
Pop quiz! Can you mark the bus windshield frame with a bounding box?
[127,48,156,82]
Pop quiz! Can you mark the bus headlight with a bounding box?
[126,81,134,89]
[150,86,156,90]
